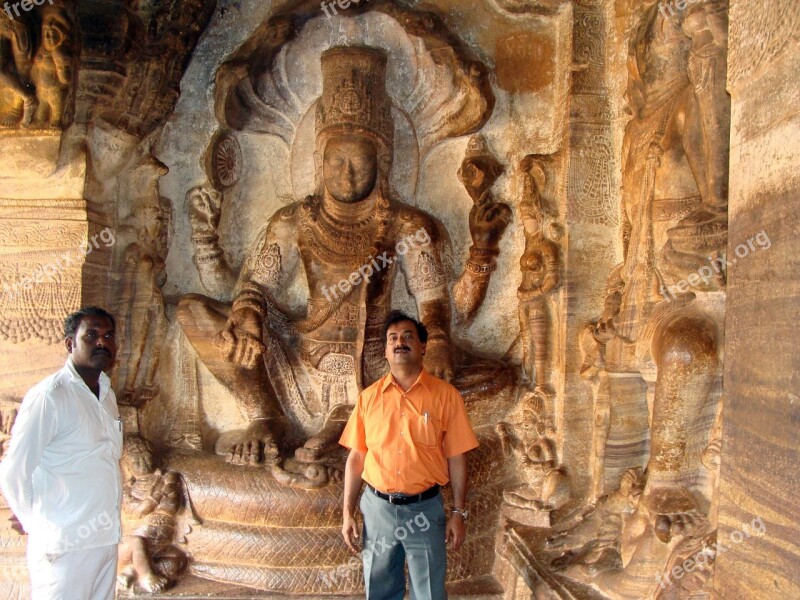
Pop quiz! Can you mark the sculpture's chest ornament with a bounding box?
[298,195,394,273]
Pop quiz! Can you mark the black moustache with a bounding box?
[394,347,410,352]
[93,350,112,356]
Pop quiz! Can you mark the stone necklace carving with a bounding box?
[295,194,394,335]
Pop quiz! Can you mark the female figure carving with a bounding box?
[517,156,560,395]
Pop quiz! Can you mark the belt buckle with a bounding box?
[388,493,402,505]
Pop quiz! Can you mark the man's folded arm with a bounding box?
[0,392,57,532]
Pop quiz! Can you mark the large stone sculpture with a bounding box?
[531,1,731,597]
[159,21,520,589]
[182,46,455,466]
[180,45,512,471]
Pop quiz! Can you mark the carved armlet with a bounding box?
[466,245,498,273]
[232,286,268,319]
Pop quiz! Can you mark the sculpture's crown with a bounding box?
[316,46,393,150]
[464,134,492,161]
[462,133,504,176]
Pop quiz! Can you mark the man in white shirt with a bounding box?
[0,307,123,600]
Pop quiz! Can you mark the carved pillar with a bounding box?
[714,1,800,597]
[562,0,622,502]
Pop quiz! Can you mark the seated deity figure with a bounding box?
[179,46,509,470]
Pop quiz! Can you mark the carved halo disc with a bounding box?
[207,131,243,190]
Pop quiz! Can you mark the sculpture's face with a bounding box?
[128,449,153,477]
[323,134,379,204]
[384,320,426,370]
[65,314,117,372]
[458,161,486,194]
[43,22,64,50]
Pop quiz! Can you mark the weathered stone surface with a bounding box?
[0,0,796,598]
[713,0,800,598]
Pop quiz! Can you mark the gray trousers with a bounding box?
[359,488,448,600]
[27,544,118,600]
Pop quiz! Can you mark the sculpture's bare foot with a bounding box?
[294,420,345,463]
[0,113,19,128]
[227,419,280,466]
[117,566,136,589]
[139,572,169,594]
[271,457,343,489]
[654,512,698,544]
[642,485,701,543]
[21,96,37,129]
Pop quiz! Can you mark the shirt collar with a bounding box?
[64,359,112,400]
[381,369,433,394]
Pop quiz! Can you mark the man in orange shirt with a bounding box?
[340,310,479,600]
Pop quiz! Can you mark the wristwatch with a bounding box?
[451,507,469,521]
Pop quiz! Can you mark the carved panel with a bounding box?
[0,2,78,131]
[728,0,800,89]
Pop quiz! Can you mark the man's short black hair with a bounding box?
[382,310,428,347]
[64,307,116,339]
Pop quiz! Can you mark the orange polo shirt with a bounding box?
[339,369,479,494]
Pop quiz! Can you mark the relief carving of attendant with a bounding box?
[551,2,730,596]
[0,9,35,127]
[516,155,560,396]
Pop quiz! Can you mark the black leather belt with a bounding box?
[368,484,440,505]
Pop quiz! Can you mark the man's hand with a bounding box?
[214,308,265,369]
[446,512,465,550]
[342,511,360,554]
[9,514,25,536]
[342,450,365,554]
[423,340,454,382]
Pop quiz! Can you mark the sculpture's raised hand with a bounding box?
[188,186,223,239]
[214,307,265,369]
[468,196,512,252]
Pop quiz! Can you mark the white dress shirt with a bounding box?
[0,360,122,555]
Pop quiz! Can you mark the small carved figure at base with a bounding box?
[118,436,187,594]
[497,417,569,528]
